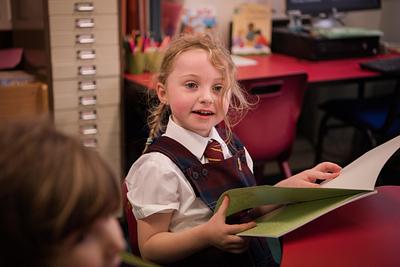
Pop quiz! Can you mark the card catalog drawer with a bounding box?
[53,77,119,109]
[49,15,117,32]
[55,116,120,138]
[51,45,118,65]
[53,105,120,126]
[48,0,117,15]
[50,29,118,47]
[52,60,119,79]
[83,133,121,178]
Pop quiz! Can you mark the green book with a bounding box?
[215,134,400,238]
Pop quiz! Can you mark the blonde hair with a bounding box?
[0,118,121,267]
[145,33,249,151]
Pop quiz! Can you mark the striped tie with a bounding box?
[204,140,224,162]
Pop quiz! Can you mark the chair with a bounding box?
[233,72,308,183]
[315,78,400,163]
[121,181,141,256]
[0,82,49,120]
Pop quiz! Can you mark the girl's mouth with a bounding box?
[192,110,214,116]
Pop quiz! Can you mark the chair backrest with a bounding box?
[121,181,141,256]
[0,82,49,120]
[233,73,308,163]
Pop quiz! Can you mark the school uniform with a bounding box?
[126,117,274,266]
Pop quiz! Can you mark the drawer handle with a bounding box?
[77,49,96,60]
[76,34,95,44]
[79,95,97,106]
[75,2,94,12]
[78,80,96,91]
[80,110,97,120]
[80,125,98,135]
[82,138,98,148]
[76,18,95,28]
[78,65,96,76]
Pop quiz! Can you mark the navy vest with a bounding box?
[145,132,275,267]
[145,133,257,211]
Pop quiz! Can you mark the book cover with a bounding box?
[180,5,217,35]
[215,134,400,238]
[231,3,272,56]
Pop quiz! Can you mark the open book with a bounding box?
[215,135,400,238]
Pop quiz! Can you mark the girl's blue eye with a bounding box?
[185,82,198,89]
[213,84,223,92]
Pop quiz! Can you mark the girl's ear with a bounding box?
[156,82,168,104]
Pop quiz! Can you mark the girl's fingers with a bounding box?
[309,170,340,181]
[313,162,342,173]
[226,221,257,234]
[215,195,230,218]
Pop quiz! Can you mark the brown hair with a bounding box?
[0,118,121,267]
[144,33,250,151]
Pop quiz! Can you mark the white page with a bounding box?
[322,135,400,190]
[231,55,258,67]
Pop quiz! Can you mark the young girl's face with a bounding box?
[157,49,231,137]
[58,216,125,267]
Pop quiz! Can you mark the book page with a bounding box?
[322,134,400,190]
[217,185,367,218]
[238,190,377,238]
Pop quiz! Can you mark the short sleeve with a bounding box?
[125,153,182,219]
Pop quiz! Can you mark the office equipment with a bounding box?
[286,0,381,29]
[214,135,400,238]
[360,56,400,74]
[286,0,381,16]
[281,186,400,267]
[233,73,308,181]
[271,27,380,60]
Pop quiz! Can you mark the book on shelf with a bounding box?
[230,3,272,56]
[180,5,217,35]
[215,134,400,238]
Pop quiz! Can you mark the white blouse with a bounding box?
[125,117,253,232]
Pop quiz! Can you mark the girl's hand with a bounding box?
[276,162,342,188]
[202,196,256,254]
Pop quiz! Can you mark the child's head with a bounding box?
[0,119,125,267]
[147,33,249,146]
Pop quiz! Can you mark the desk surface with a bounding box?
[280,185,400,267]
[124,53,400,88]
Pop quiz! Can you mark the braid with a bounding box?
[143,103,170,153]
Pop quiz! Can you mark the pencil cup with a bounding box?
[145,51,164,73]
[127,52,146,74]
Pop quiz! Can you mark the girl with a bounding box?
[125,33,341,266]
[0,119,125,267]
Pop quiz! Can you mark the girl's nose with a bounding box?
[199,87,214,104]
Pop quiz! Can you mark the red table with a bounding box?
[124,53,400,88]
[281,186,400,267]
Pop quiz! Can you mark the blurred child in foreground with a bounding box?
[0,119,125,267]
